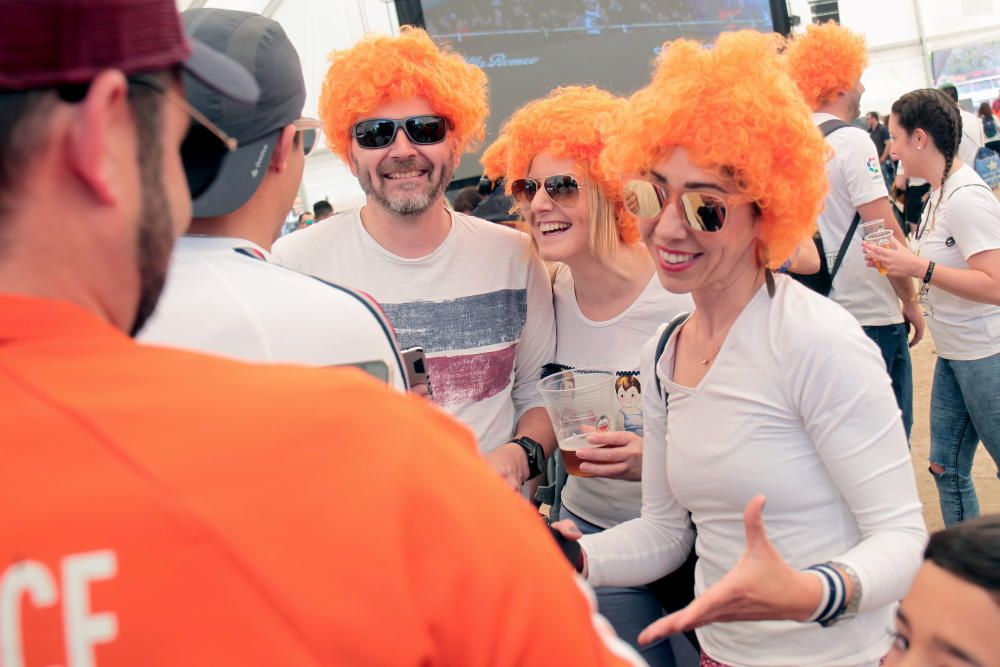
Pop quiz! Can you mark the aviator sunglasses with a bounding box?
[509,175,585,208]
[353,115,449,149]
[623,178,743,233]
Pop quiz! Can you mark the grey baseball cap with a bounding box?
[182,9,306,218]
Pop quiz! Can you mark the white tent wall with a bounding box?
[786,0,1000,115]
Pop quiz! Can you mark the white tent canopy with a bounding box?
[182,0,1000,214]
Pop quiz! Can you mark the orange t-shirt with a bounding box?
[0,294,639,667]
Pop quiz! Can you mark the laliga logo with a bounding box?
[866,156,880,174]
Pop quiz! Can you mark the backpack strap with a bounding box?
[829,212,862,282]
[654,312,691,409]
[816,119,864,286]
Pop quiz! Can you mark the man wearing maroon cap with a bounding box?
[0,2,644,665]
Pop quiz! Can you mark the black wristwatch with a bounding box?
[510,436,545,479]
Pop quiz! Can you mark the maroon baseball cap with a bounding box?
[0,0,258,104]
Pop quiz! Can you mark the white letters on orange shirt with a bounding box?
[0,550,117,667]
[62,551,117,667]
[1,560,57,667]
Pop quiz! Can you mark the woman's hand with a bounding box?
[862,237,929,280]
[575,431,644,481]
[638,495,824,645]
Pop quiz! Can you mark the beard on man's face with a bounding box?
[128,97,176,338]
[355,154,454,218]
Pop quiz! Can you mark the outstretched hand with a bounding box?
[638,496,823,645]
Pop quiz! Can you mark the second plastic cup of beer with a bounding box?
[537,370,617,477]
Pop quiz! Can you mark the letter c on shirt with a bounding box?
[1,550,117,667]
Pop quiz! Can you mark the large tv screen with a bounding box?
[401,0,785,180]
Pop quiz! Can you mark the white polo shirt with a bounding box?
[814,113,903,327]
[139,235,407,390]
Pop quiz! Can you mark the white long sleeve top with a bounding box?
[580,275,927,667]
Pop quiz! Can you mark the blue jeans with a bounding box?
[863,323,913,440]
[560,507,677,667]
[929,353,1000,526]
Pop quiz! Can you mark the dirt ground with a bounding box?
[909,337,999,533]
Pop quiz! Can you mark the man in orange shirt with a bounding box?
[0,1,643,665]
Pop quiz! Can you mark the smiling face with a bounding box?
[521,152,592,265]
[348,97,457,218]
[884,562,1000,667]
[617,385,640,409]
[888,113,927,180]
[638,148,759,296]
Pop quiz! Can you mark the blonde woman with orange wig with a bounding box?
[485,85,692,664]
[551,31,927,667]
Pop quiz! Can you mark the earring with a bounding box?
[918,145,923,150]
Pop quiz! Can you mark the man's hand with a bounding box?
[484,442,529,491]
[409,383,432,399]
[900,299,925,348]
[574,431,644,481]
[638,496,823,645]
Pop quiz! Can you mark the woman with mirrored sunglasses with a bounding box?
[484,85,693,665]
[549,32,926,667]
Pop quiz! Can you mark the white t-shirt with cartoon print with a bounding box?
[552,264,692,528]
[913,164,1000,360]
[814,113,903,327]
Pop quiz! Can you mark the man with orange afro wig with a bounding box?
[272,27,558,492]
[786,22,922,440]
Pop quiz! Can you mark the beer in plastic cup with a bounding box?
[864,228,894,275]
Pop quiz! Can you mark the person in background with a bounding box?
[313,198,334,221]
[297,211,315,229]
[883,515,1000,667]
[271,27,558,492]
[868,110,894,185]
[555,30,926,667]
[939,83,985,165]
[864,88,1000,527]
[452,184,485,214]
[978,101,1000,154]
[786,21,923,440]
[138,8,406,390]
[483,85,693,665]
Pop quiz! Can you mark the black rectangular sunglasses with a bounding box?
[353,115,448,149]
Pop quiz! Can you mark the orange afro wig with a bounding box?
[600,30,830,268]
[319,26,489,162]
[785,22,868,111]
[482,86,638,243]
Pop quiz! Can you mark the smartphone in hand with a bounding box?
[401,347,431,393]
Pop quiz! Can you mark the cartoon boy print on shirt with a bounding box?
[614,375,642,436]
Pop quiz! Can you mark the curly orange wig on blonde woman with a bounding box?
[600,30,829,268]
[319,26,489,162]
[483,86,639,244]
[785,22,868,111]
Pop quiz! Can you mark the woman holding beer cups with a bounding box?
[552,31,926,667]
[863,88,1000,527]
[482,85,692,665]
